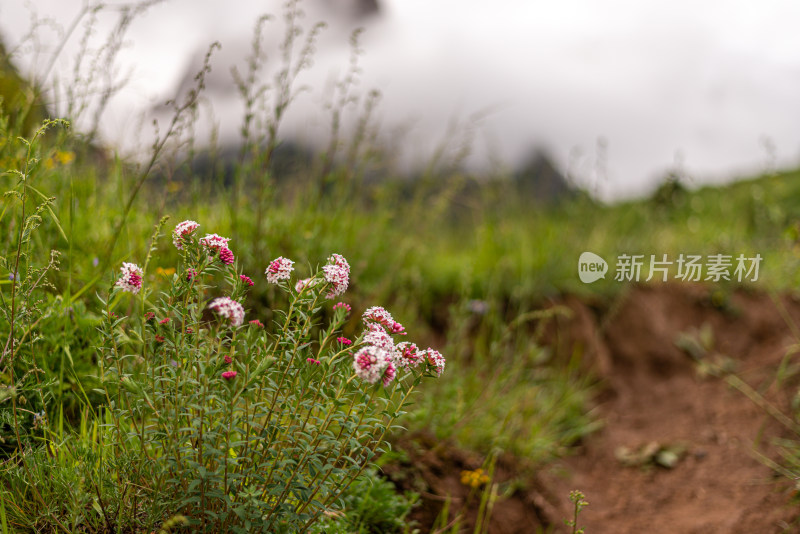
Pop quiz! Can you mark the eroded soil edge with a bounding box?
[390,284,800,533]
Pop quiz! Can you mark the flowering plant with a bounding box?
[98,220,445,532]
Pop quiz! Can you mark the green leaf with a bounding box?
[63,343,74,368]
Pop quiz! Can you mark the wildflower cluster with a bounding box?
[460,468,490,489]
[222,370,238,380]
[199,232,235,265]
[266,256,294,283]
[333,302,351,314]
[99,219,447,531]
[323,253,350,298]
[353,346,391,385]
[199,233,229,251]
[396,341,422,370]
[425,348,446,376]
[172,220,199,249]
[363,306,394,328]
[115,262,143,294]
[218,247,235,265]
[353,305,446,386]
[364,305,405,334]
[208,296,245,327]
[363,323,395,353]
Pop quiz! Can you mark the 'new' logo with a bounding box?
[578,252,608,283]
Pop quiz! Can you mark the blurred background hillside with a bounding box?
[2,0,800,199]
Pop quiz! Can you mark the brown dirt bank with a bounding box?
[390,283,800,533]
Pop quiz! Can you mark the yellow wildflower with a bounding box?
[460,468,489,489]
[56,150,75,165]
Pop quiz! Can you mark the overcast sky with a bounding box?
[1,0,799,199]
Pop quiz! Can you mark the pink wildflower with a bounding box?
[265,256,294,283]
[333,302,351,314]
[186,327,194,335]
[159,317,170,325]
[423,348,446,377]
[222,370,237,380]
[116,262,143,294]
[224,355,233,364]
[249,319,264,328]
[363,323,395,353]
[390,321,406,335]
[186,269,198,282]
[322,253,350,299]
[330,253,349,269]
[337,336,352,346]
[144,312,155,322]
[382,361,397,387]
[208,297,245,327]
[200,233,230,252]
[396,342,422,370]
[155,335,165,343]
[363,306,394,328]
[239,274,254,287]
[306,358,321,365]
[172,220,199,249]
[219,247,235,265]
[353,346,390,384]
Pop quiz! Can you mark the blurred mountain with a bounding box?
[514,150,575,203]
[354,0,380,17]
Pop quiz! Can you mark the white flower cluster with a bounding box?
[395,341,422,371]
[116,262,143,294]
[424,349,446,377]
[265,256,295,284]
[200,233,230,251]
[208,297,245,327]
[172,220,199,249]
[322,253,350,298]
[363,323,395,353]
[353,305,446,387]
[363,306,394,328]
[353,345,394,385]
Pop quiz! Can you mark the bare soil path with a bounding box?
[543,284,800,533]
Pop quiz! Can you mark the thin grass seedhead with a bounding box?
[566,490,588,534]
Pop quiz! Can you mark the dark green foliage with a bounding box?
[310,468,418,534]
